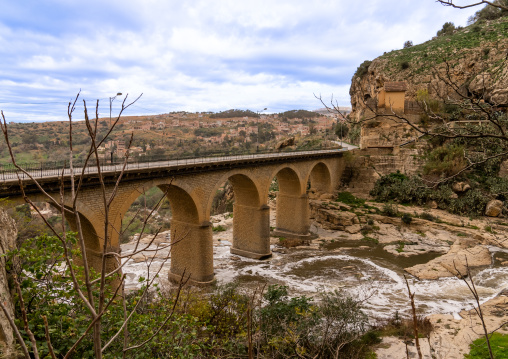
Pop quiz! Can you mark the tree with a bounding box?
[437,21,457,36]
[403,40,413,48]
[0,92,188,358]
[335,121,349,140]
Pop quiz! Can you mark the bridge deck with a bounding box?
[0,148,347,196]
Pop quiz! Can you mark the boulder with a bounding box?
[275,137,295,150]
[429,200,438,209]
[485,199,503,217]
[499,160,508,177]
[345,224,362,234]
[405,244,491,280]
[452,182,471,193]
[314,208,358,230]
[0,209,17,356]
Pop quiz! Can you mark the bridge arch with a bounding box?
[307,161,333,194]
[205,170,263,219]
[207,170,270,260]
[267,165,312,240]
[111,179,213,284]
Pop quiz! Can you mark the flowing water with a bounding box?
[122,233,508,320]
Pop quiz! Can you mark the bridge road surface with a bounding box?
[0,148,352,184]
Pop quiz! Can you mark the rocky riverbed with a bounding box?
[121,198,508,358]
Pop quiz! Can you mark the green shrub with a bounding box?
[466,332,508,359]
[382,202,398,217]
[212,225,227,232]
[423,144,467,178]
[354,60,372,79]
[402,213,412,225]
[337,191,365,206]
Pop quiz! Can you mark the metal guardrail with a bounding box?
[0,147,347,183]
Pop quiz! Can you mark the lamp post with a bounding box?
[109,92,122,163]
[256,108,267,152]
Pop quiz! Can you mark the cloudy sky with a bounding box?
[0,0,478,122]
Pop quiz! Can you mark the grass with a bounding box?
[212,225,227,232]
[336,192,365,206]
[377,17,508,84]
[465,332,508,359]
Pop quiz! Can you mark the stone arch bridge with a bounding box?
[0,150,347,284]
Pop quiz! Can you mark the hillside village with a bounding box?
[0,109,347,165]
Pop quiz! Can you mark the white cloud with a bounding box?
[0,0,479,121]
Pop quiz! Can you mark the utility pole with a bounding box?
[109,92,122,163]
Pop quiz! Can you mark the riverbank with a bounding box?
[120,197,508,357]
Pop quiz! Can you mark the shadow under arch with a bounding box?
[207,171,271,260]
[115,180,213,285]
[269,166,313,240]
[45,201,105,272]
[307,161,332,195]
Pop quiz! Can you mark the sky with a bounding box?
[0,0,479,122]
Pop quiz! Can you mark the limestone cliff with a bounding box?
[350,17,508,121]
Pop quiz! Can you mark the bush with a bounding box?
[382,202,398,217]
[337,191,365,206]
[437,21,457,37]
[401,61,410,70]
[403,40,413,48]
[423,144,467,179]
[354,60,372,79]
[402,213,412,224]
[212,225,227,232]
[335,121,349,139]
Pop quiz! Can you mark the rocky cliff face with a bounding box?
[0,209,17,356]
[350,17,508,121]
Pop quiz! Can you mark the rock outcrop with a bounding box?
[405,241,491,280]
[485,199,503,217]
[350,18,508,122]
[275,137,295,150]
[0,209,17,356]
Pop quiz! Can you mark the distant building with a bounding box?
[378,82,407,112]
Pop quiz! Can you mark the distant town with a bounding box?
[1,107,351,165]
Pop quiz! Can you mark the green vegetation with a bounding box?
[466,332,508,359]
[278,109,320,120]
[5,235,382,359]
[121,187,171,243]
[209,109,259,118]
[370,170,501,217]
[212,224,227,232]
[336,191,366,206]
[194,127,224,137]
[378,16,508,77]
[468,0,508,24]
[401,213,412,225]
[354,60,372,79]
[423,144,466,179]
[436,21,460,37]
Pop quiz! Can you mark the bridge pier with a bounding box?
[273,193,314,239]
[230,203,271,259]
[169,220,215,285]
[84,247,121,277]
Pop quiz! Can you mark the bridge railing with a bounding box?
[0,145,345,182]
